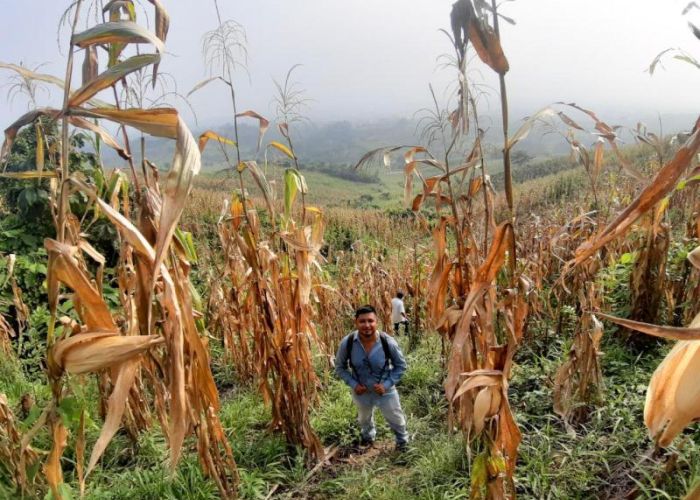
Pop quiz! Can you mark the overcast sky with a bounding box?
[0,0,698,129]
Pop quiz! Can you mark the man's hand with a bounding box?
[373,383,386,395]
[354,384,368,395]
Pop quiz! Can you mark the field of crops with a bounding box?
[1,1,700,499]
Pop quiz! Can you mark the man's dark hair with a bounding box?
[396,291,404,299]
[355,304,377,318]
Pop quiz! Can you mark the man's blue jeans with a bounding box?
[351,388,409,445]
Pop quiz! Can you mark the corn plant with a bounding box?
[355,2,527,495]
[210,157,325,460]
[553,283,605,424]
[191,2,325,459]
[0,1,238,497]
[570,118,700,446]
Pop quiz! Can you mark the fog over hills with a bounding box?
[101,110,699,171]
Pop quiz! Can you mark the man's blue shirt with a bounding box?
[334,331,407,391]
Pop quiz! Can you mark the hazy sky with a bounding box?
[0,0,698,128]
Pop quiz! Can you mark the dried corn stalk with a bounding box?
[570,120,700,450]
[0,394,42,496]
[216,187,324,459]
[0,3,239,497]
[553,284,604,424]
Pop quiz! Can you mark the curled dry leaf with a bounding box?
[44,421,68,500]
[81,46,98,88]
[51,331,163,375]
[467,18,509,74]
[597,312,700,341]
[45,239,116,331]
[198,130,237,152]
[235,110,269,151]
[1,108,61,164]
[644,338,700,447]
[86,358,140,476]
[146,0,169,86]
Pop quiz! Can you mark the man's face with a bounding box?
[355,312,378,338]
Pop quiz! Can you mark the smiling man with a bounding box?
[335,304,409,451]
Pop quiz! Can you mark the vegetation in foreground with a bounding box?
[2,1,700,499]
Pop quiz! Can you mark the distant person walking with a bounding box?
[391,291,409,336]
[335,305,409,451]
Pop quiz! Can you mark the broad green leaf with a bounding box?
[284,168,299,220]
[470,452,489,497]
[58,396,82,427]
[70,54,160,107]
[619,252,634,265]
[174,228,197,263]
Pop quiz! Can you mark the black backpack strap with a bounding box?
[344,333,356,373]
[379,332,393,370]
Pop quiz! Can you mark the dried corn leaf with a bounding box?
[70,54,160,107]
[86,358,140,476]
[73,107,178,138]
[198,130,237,152]
[1,108,60,164]
[72,21,165,54]
[235,110,269,151]
[45,239,115,331]
[44,421,68,500]
[81,46,98,88]
[52,330,162,375]
[467,18,509,74]
[597,313,700,341]
[644,339,700,447]
[68,116,130,160]
[573,125,700,267]
[146,0,169,86]
[445,223,514,400]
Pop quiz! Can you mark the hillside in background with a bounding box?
[101,111,698,171]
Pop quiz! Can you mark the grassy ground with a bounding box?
[5,326,700,499]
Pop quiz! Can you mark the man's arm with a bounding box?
[382,339,407,391]
[334,336,359,389]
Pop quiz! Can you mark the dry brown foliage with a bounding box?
[0,393,42,496]
[214,187,325,460]
[0,2,239,497]
[553,284,604,424]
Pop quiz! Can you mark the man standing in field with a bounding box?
[391,290,409,336]
[335,305,409,451]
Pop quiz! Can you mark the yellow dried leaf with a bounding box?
[52,331,163,375]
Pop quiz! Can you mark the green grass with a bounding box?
[4,324,700,499]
